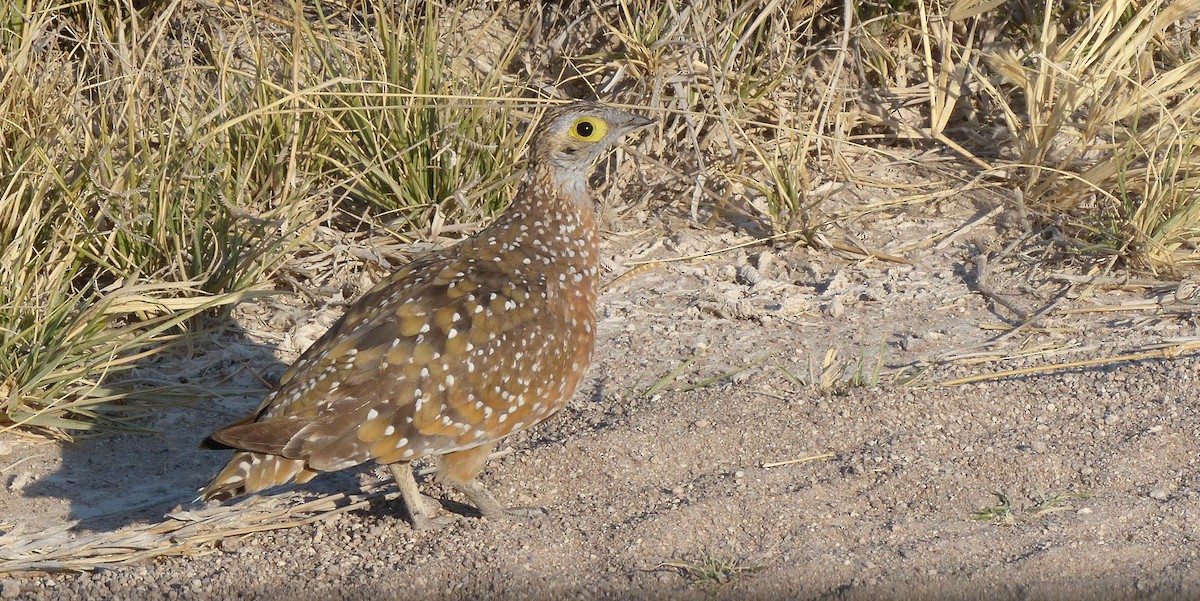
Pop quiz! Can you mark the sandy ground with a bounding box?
[2,192,1199,600]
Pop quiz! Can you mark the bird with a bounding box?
[200,100,652,529]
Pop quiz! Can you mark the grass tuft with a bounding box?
[975,0,1200,272]
[658,548,761,587]
[973,490,1089,526]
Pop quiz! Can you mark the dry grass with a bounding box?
[1,0,1197,439]
[974,0,1200,273]
[0,478,404,572]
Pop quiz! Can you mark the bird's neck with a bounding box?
[497,163,598,240]
[468,163,600,286]
[472,162,601,314]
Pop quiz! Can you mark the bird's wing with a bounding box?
[204,254,441,443]
[207,246,570,470]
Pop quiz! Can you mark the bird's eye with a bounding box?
[569,117,607,141]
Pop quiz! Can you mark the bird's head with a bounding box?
[529,101,652,175]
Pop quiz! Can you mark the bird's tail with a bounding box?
[199,451,319,502]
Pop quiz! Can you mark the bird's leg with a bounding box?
[387,462,451,531]
[452,478,509,518]
[438,443,543,520]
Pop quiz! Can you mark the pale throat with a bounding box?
[514,163,598,226]
[493,164,601,261]
[550,165,590,210]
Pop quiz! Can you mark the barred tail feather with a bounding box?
[200,451,318,502]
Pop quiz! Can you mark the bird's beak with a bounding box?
[611,109,653,134]
[625,113,653,132]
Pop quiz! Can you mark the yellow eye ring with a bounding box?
[569,117,608,141]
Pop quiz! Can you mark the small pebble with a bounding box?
[823,297,845,318]
[736,265,762,286]
[1149,489,1170,501]
[755,250,777,272]
[1,580,20,599]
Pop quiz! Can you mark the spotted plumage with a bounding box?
[200,101,652,529]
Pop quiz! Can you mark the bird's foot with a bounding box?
[407,510,457,531]
[451,480,545,522]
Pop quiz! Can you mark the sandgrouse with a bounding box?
[200,101,651,529]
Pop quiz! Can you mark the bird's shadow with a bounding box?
[13,320,373,534]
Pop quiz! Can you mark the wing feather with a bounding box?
[216,246,566,472]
